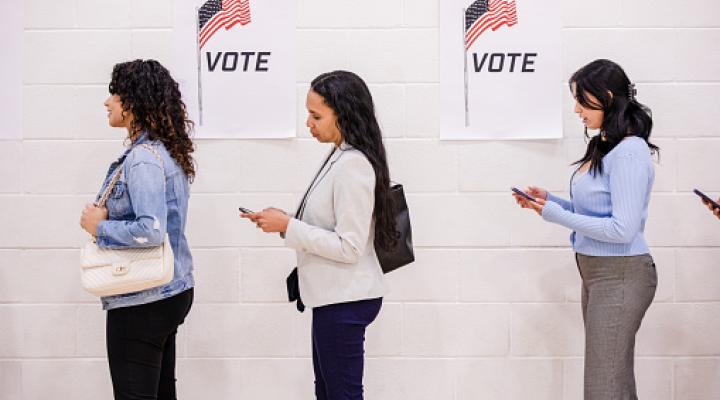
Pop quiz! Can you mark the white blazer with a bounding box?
[285,143,386,308]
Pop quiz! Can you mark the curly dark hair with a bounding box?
[109,59,196,181]
[310,71,398,251]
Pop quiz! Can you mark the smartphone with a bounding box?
[238,207,255,214]
[693,189,720,210]
[511,187,537,202]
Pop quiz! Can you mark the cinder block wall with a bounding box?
[2,0,719,399]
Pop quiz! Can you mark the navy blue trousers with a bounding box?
[311,297,382,400]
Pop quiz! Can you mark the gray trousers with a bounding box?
[576,253,657,400]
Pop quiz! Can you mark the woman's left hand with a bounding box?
[512,194,546,216]
[701,198,720,220]
[241,207,290,233]
[80,203,108,236]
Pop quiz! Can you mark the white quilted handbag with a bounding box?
[80,144,174,297]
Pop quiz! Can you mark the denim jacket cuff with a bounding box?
[95,221,109,247]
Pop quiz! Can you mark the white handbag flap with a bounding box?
[80,236,171,269]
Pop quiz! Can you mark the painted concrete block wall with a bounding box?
[2,0,719,398]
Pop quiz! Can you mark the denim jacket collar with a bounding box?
[113,131,151,165]
[131,131,151,147]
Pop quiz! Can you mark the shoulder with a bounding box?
[609,136,652,162]
[335,148,374,176]
[125,142,167,169]
[605,137,653,177]
[333,149,376,190]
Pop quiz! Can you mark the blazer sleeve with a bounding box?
[284,155,375,264]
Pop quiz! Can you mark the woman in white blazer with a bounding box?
[242,70,397,400]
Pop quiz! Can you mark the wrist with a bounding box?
[95,220,109,238]
[282,214,291,233]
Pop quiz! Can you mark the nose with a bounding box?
[574,101,582,114]
[103,96,110,108]
[306,116,313,128]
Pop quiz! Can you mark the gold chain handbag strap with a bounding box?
[96,167,123,207]
[96,143,166,208]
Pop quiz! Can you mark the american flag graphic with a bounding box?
[465,0,518,49]
[198,0,252,49]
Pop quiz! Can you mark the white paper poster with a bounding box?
[440,0,563,140]
[0,0,23,139]
[174,0,297,138]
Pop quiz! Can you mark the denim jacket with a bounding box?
[96,133,194,310]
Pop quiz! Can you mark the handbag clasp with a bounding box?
[112,264,129,276]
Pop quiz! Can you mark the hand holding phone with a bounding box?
[694,189,720,210]
[238,207,255,214]
[511,187,537,202]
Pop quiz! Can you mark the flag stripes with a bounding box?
[199,0,252,49]
[465,0,517,49]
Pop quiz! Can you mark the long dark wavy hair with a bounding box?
[310,71,398,251]
[109,59,196,181]
[571,59,658,175]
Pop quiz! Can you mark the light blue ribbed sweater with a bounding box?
[542,136,655,256]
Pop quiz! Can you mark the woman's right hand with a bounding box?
[79,203,108,237]
[527,186,548,201]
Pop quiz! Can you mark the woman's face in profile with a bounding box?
[104,94,132,129]
[571,82,604,131]
[306,90,342,145]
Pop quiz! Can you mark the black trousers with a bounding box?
[106,289,194,400]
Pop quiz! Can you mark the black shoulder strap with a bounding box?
[294,147,337,220]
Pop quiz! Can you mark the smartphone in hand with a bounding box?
[693,189,720,210]
[238,207,255,214]
[511,187,537,202]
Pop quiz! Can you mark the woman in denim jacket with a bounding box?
[79,59,196,400]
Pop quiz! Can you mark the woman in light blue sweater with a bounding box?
[513,59,659,400]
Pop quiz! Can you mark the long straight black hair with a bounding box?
[571,59,658,175]
[310,71,398,251]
